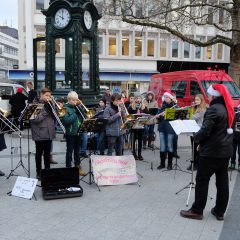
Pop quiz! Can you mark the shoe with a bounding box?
[80,153,88,158]
[0,170,5,176]
[180,209,203,220]
[36,174,41,181]
[157,165,165,170]
[79,168,87,176]
[143,145,146,150]
[133,154,138,160]
[50,158,58,164]
[228,163,235,170]
[211,208,224,221]
[138,155,144,161]
[173,152,180,158]
[167,165,173,170]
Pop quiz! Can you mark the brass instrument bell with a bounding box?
[0,107,11,118]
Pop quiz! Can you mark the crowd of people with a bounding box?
[0,83,238,221]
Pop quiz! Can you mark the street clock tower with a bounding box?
[41,0,101,104]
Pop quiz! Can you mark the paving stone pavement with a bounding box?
[0,132,239,240]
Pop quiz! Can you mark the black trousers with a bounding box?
[190,136,199,166]
[231,138,240,165]
[132,129,144,156]
[191,156,229,216]
[66,135,81,167]
[35,140,52,175]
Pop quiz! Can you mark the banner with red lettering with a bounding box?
[91,155,138,186]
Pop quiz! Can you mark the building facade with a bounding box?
[17,0,231,95]
[0,26,19,81]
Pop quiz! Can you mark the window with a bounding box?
[36,33,45,53]
[135,38,142,56]
[160,40,167,57]
[184,42,190,58]
[147,39,154,57]
[219,8,224,24]
[190,81,201,96]
[217,43,223,59]
[36,0,44,10]
[171,81,187,98]
[122,34,129,56]
[207,7,214,24]
[108,34,117,55]
[0,86,14,99]
[98,36,103,55]
[195,36,204,59]
[206,37,212,60]
[172,40,179,58]
[55,38,61,53]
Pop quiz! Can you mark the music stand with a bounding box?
[79,118,108,191]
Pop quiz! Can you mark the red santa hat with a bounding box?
[207,84,234,134]
[162,90,174,102]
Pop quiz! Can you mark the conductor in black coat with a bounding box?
[180,84,234,221]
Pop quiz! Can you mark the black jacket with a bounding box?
[28,89,38,103]
[9,93,28,116]
[232,112,240,140]
[194,97,233,158]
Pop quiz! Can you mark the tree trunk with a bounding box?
[229,8,240,86]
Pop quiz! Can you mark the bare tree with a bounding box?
[100,0,240,81]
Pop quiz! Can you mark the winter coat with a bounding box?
[28,89,38,103]
[143,91,158,109]
[103,102,126,137]
[192,109,206,127]
[63,103,83,136]
[232,111,240,141]
[9,93,28,116]
[30,101,56,141]
[157,101,176,134]
[194,97,233,158]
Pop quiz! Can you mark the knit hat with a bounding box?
[162,90,174,102]
[134,92,142,98]
[99,98,106,105]
[207,84,234,134]
[17,87,22,93]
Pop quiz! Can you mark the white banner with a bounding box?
[91,155,138,186]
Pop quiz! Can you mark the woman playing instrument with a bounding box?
[187,94,207,171]
[156,90,178,170]
[30,88,56,180]
[63,91,86,176]
[128,93,148,160]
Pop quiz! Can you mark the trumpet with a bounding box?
[76,99,96,119]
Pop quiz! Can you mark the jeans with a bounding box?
[159,132,174,152]
[35,140,52,175]
[191,156,229,216]
[231,138,240,165]
[96,131,105,155]
[144,125,155,141]
[66,135,81,167]
[107,135,123,156]
[80,132,88,154]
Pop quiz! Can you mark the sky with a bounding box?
[0,0,18,29]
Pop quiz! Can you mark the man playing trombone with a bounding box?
[30,88,56,180]
[104,93,126,156]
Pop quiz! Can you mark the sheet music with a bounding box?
[170,120,200,135]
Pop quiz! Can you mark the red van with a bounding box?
[149,70,240,109]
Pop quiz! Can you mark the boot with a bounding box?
[133,151,138,160]
[167,152,173,170]
[147,139,153,148]
[157,152,166,169]
[50,154,58,164]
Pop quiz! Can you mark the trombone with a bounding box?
[0,108,22,137]
[50,97,67,118]
[46,99,66,134]
[76,99,96,119]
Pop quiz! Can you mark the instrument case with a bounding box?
[41,167,83,200]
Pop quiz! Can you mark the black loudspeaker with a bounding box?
[41,167,83,200]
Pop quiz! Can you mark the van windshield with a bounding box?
[201,80,240,98]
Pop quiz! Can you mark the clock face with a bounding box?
[54,8,71,29]
[84,10,93,30]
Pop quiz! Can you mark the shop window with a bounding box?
[135,38,142,56]
[160,40,167,57]
[195,46,201,59]
[190,81,201,96]
[206,37,212,60]
[184,42,190,58]
[172,40,179,58]
[147,39,154,57]
[55,38,61,53]
[109,35,117,55]
[217,43,223,60]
